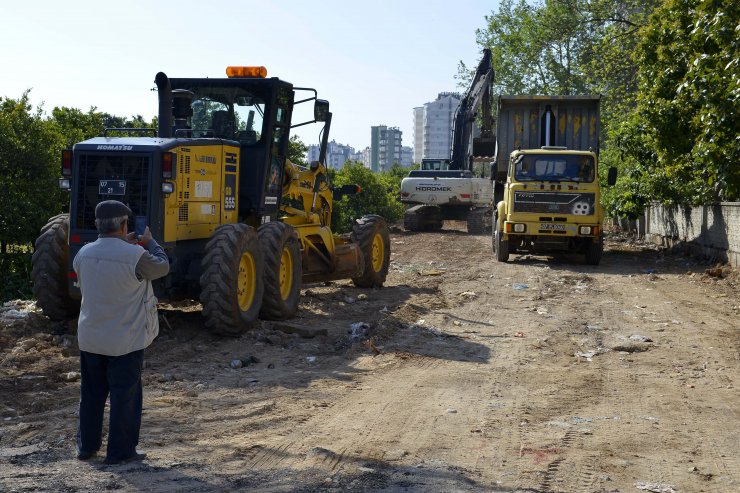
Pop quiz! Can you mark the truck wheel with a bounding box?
[258,222,301,320]
[31,214,80,320]
[585,235,603,266]
[493,215,509,262]
[200,223,264,336]
[351,215,391,288]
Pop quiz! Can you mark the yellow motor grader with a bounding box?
[31,66,391,335]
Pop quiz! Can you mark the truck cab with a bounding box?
[496,146,605,264]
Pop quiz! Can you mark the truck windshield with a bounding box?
[514,154,595,182]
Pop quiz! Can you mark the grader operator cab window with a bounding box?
[188,90,266,145]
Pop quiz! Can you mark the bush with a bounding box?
[0,251,33,302]
[330,162,407,233]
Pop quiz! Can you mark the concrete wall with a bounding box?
[644,202,740,267]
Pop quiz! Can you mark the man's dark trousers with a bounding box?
[76,349,144,461]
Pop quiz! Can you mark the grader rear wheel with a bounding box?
[258,222,302,320]
[31,214,80,320]
[200,223,264,336]
[351,215,390,288]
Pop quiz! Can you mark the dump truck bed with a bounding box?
[494,95,600,181]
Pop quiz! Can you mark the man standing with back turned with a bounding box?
[73,200,169,464]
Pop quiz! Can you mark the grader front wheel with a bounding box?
[200,224,264,336]
[258,222,302,320]
[351,215,390,288]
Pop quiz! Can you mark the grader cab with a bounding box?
[31,66,390,335]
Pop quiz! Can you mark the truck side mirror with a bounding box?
[607,167,617,186]
[314,100,330,122]
[489,163,496,180]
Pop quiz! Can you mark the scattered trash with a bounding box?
[452,320,462,326]
[230,359,243,369]
[419,269,445,276]
[512,283,529,290]
[1,310,29,320]
[635,481,676,493]
[357,466,375,473]
[574,348,608,361]
[380,306,389,313]
[642,268,656,274]
[356,294,368,301]
[445,408,457,414]
[306,356,317,364]
[343,296,356,304]
[629,335,653,343]
[514,332,525,338]
[411,319,442,336]
[348,322,370,342]
[364,339,382,355]
[705,263,731,278]
[536,307,549,315]
[570,416,593,424]
[459,291,477,299]
[64,371,81,382]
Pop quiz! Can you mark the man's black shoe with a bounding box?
[104,452,147,465]
[76,450,95,461]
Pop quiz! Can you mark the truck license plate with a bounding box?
[540,223,565,231]
[99,180,126,195]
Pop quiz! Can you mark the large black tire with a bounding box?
[200,224,264,336]
[493,216,509,262]
[466,208,490,234]
[351,215,391,288]
[403,210,420,232]
[585,234,604,266]
[258,222,302,320]
[31,214,80,320]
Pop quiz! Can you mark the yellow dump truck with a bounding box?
[492,96,616,265]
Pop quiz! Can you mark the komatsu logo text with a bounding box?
[196,155,217,164]
[96,145,133,151]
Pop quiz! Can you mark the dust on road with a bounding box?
[1,223,738,492]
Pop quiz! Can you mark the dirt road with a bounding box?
[1,224,738,492]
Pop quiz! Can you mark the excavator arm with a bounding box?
[449,48,496,171]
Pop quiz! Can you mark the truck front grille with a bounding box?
[75,154,150,230]
[514,191,595,215]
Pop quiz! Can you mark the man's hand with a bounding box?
[125,232,138,244]
[139,226,153,247]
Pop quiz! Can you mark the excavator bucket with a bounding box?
[472,136,497,160]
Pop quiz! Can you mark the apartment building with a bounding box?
[306,140,355,170]
[413,92,461,161]
[370,125,403,172]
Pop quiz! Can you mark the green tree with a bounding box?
[0,92,67,251]
[288,134,308,165]
[623,0,740,203]
[467,0,596,95]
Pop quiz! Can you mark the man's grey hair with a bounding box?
[95,215,128,234]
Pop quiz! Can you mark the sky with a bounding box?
[1,0,498,151]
